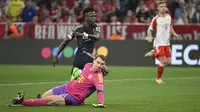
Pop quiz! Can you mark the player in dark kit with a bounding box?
[53,7,109,81]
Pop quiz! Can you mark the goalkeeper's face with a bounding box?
[92,57,106,72]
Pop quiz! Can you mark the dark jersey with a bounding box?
[67,23,101,69]
[71,24,101,54]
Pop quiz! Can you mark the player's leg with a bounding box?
[10,85,65,106]
[39,93,80,106]
[144,49,154,57]
[156,56,168,84]
[46,91,80,105]
[10,91,48,106]
[165,45,172,65]
[41,89,54,98]
[71,52,93,81]
[41,84,67,98]
[71,53,85,81]
[10,91,65,106]
[70,67,82,81]
[44,95,66,105]
[154,46,169,84]
[10,84,79,106]
[157,46,172,83]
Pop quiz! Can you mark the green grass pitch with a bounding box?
[0,65,200,112]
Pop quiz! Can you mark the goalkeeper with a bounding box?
[10,55,107,108]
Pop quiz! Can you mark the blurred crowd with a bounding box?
[0,0,200,24]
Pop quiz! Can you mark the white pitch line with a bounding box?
[0,77,200,87]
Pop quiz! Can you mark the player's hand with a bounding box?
[145,36,153,42]
[92,103,106,108]
[173,33,179,40]
[53,56,59,67]
[83,32,89,39]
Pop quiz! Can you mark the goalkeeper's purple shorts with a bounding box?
[52,84,80,105]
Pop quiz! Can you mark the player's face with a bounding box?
[158,3,166,14]
[86,11,96,25]
[92,57,106,72]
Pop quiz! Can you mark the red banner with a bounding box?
[32,23,200,40]
[0,23,200,40]
[102,23,148,40]
[173,25,200,40]
[0,23,29,38]
[32,23,78,39]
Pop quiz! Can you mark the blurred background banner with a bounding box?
[0,23,200,40]
[0,39,199,66]
[0,23,29,38]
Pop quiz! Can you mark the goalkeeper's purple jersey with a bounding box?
[66,63,104,104]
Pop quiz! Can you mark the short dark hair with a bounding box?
[83,7,95,18]
[94,54,107,63]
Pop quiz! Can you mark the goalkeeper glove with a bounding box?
[92,103,106,108]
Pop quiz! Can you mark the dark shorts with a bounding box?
[73,51,94,69]
[52,84,80,105]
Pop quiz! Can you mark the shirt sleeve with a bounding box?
[66,25,82,40]
[91,24,101,40]
[148,16,157,31]
[92,73,104,104]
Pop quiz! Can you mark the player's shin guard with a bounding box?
[157,63,164,79]
[70,67,82,81]
[22,99,47,106]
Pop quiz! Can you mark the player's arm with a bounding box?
[75,26,101,40]
[93,74,105,107]
[170,26,178,39]
[53,32,74,66]
[146,17,156,42]
[87,26,101,40]
[147,28,153,42]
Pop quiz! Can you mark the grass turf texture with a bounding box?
[0,65,199,112]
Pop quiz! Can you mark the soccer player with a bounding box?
[10,55,107,108]
[145,1,178,84]
[52,7,109,81]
